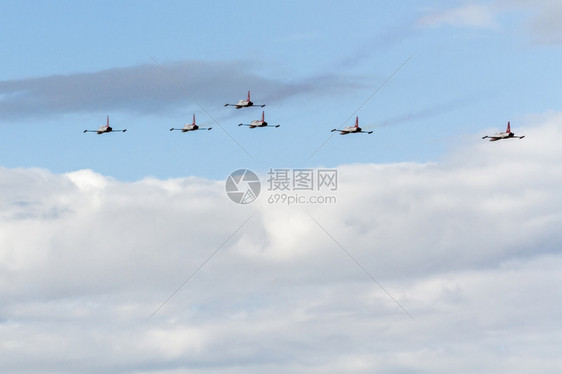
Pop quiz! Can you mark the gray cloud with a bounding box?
[0,60,361,121]
[1,113,562,372]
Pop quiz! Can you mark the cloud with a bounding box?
[417,0,562,45]
[417,3,498,29]
[1,112,562,372]
[0,60,361,122]
[497,0,562,45]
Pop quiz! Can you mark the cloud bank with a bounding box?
[1,113,562,373]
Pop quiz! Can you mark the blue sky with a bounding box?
[2,0,561,180]
[2,2,562,373]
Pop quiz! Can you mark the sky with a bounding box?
[1,0,562,373]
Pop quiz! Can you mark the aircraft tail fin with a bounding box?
[506,121,511,133]
[192,114,196,125]
[355,117,359,128]
[261,111,265,122]
[247,90,251,101]
[107,115,109,126]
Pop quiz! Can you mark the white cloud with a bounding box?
[417,3,498,29]
[1,112,562,372]
[418,0,562,45]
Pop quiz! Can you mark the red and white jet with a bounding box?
[238,111,279,129]
[169,114,212,132]
[224,90,265,109]
[331,117,373,135]
[482,122,525,141]
[83,116,126,134]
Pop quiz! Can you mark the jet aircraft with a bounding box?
[238,111,279,128]
[225,90,265,109]
[482,122,525,141]
[170,114,212,132]
[331,117,373,135]
[83,116,126,134]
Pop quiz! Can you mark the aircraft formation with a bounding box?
[84,90,278,136]
[83,90,525,141]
